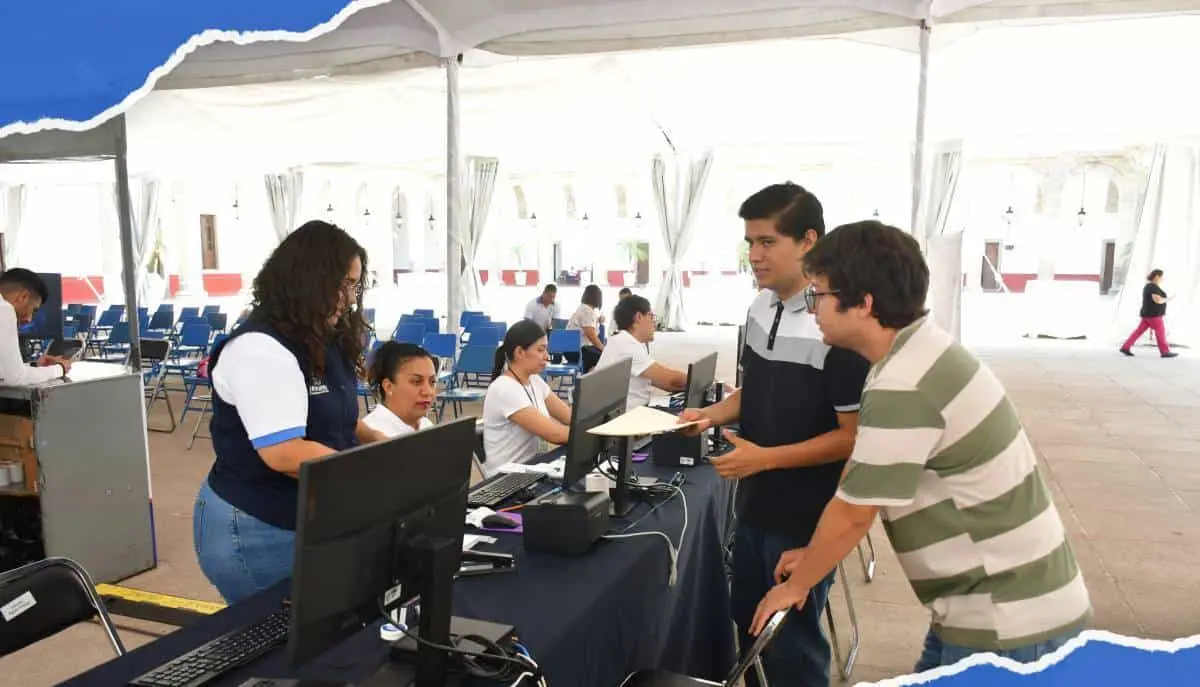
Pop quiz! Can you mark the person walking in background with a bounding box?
[1120,269,1177,358]
[565,284,605,372]
[523,283,560,331]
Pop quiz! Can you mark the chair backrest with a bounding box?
[548,329,581,354]
[108,322,131,344]
[413,308,435,318]
[455,345,495,376]
[96,309,121,328]
[65,304,82,315]
[178,306,200,322]
[418,316,439,334]
[202,305,220,316]
[422,333,457,360]
[466,326,500,349]
[723,610,786,686]
[80,304,98,319]
[137,311,150,333]
[393,322,426,345]
[138,338,171,363]
[551,317,569,331]
[0,557,125,659]
[148,309,174,330]
[179,321,212,347]
[207,312,228,332]
[460,310,485,328]
[363,307,376,326]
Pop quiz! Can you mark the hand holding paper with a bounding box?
[587,405,705,437]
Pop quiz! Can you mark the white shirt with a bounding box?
[523,298,559,330]
[566,304,599,334]
[595,330,654,410]
[482,374,553,474]
[211,333,310,449]
[0,300,66,386]
[362,404,434,438]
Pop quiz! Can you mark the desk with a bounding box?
[64,462,735,687]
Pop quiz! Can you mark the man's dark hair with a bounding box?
[0,268,48,303]
[613,295,651,332]
[618,287,632,297]
[803,221,929,330]
[542,283,557,294]
[1148,269,1164,281]
[738,182,825,241]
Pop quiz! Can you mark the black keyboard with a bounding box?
[130,608,290,687]
[467,471,545,508]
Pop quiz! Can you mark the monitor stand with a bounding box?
[359,617,517,687]
[609,436,636,517]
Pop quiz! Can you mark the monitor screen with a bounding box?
[563,357,632,488]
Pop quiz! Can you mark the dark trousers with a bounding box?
[562,346,602,373]
[730,521,835,687]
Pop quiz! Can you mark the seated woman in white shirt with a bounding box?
[564,284,605,373]
[363,342,437,437]
[482,320,572,474]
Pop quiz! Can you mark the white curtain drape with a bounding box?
[918,142,964,339]
[651,151,714,331]
[118,179,164,307]
[460,157,499,311]
[1,184,27,269]
[391,187,410,278]
[264,171,305,244]
[1111,144,1200,346]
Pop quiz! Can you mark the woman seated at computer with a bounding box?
[363,342,437,437]
[193,221,387,605]
[564,283,605,373]
[482,320,572,475]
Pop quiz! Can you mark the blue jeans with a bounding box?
[729,521,836,687]
[193,480,295,604]
[914,625,1081,673]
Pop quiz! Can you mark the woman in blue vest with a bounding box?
[192,220,387,603]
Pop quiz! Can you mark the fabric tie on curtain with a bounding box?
[264,171,304,244]
[916,142,964,340]
[460,157,499,311]
[651,151,714,331]
[1111,144,1200,347]
[1,184,27,269]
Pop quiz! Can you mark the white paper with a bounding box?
[587,405,703,437]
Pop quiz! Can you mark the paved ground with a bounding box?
[3,327,1199,686]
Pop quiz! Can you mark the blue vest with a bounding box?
[205,318,360,530]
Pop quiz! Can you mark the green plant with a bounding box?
[617,238,648,268]
[509,243,526,267]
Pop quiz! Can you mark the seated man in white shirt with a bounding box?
[363,341,437,437]
[596,295,686,410]
[523,283,560,331]
[0,268,71,385]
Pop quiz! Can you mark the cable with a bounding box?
[376,599,541,683]
[602,484,688,587]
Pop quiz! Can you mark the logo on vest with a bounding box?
[308,377,330,396]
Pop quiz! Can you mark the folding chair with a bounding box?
[413,308,435,318]
[436,345,493,421]
[393,321,426,345]
[422,332,459,386]
[619,611,784,687]
[137,338,175,433]
[0,557,126,660]
[543,329,582,400]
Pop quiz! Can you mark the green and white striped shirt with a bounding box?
[837,317,1090,650]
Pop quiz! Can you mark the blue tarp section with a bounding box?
[0,0,355,132]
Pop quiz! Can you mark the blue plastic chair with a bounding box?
[422,333,458,385]
[164,322,212,390]
[436,345,493,420]
[202,305,220,317]
[147,308,174,333]
[393,322,426,345]
[459,310,485,328]
[544,330,582,400]
[465,325,500,349]
[413,309,435,318]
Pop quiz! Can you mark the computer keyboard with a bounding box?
[467,471,545,508]
[130,607,290,687]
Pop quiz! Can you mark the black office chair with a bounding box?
[0,557,127,659]
[619,610,784,687]
[136,338,176,433]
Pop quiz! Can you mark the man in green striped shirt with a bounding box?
[749,221,1090,673]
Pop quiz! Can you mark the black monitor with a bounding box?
[286,417,476,686]
[562,357,633,489]
[683,352,717,409]
[17,272,63,342]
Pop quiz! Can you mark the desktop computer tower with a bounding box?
[652,382,722,467]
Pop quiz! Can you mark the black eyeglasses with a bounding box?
[802,284,840,312]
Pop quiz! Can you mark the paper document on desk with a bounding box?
[587,405,702,437]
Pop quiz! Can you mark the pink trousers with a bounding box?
[1123,316,1170,355]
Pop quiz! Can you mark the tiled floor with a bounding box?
[3,329,1198,686]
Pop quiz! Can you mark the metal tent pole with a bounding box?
[113,115,142,371]
[445,55,464,331]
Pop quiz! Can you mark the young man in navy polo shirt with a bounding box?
[681,183,870,686]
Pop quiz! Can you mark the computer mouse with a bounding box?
[482,513,519,529]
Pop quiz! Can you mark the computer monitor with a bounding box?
[17,272,63,342]
[561,357,633,489]
[683,352,717,409]
[286,417,476,686]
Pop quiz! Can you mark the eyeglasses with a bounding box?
[342,278,364,299]
[802,284,840,312]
